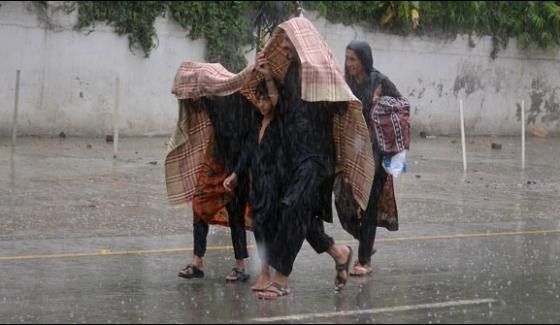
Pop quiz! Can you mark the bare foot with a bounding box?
[251,274,271,291]
[350,262,372,276]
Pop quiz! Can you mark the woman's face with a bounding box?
[345,48,365,78]
[257,96,273,117]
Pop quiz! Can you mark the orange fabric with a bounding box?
[192,136,253,230]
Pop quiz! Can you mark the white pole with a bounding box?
[113,77,120,159]
[460,99,467,173]
[12,70,21,147]
[10,145,16,183]
[521,100,525,170]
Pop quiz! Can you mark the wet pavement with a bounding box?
[1,135,559,323]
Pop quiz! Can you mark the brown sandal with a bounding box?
[257,282,291,300]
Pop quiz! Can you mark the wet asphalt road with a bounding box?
[0,136,559,323]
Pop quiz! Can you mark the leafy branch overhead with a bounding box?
[68,1,560,70]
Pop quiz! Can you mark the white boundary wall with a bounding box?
[1,2,559,136]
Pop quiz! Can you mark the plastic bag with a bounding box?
[383,151,408,178]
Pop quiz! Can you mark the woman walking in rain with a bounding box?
[242,18,375,300]
[341,40,401,276]
[177,92,255,282]
[167,59,260,283]
[223,51,286,292]
[258,29,350,299]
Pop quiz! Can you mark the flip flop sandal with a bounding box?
[251,286,266,292]
[334,245,353,292]
[178,264,204,279]
[225,267,250,282]
[257,282,291,300]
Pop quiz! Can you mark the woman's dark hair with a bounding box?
[255,79,269,99]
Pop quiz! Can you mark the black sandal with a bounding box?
[178,264,204,279]
[334,245,353,292]
[225,267,250,282]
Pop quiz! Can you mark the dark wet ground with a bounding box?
[1,135,559,323]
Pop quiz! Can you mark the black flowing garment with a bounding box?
[278,62,346,223]
[264,62,346,276]
[235,115,287,227]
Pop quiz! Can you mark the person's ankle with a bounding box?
[235,260,245,270]
[273,275,289,287]
[261,270,271,278]
[258,275,270,283]
[193,256,204,268]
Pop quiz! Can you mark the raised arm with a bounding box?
[255,52,278,108]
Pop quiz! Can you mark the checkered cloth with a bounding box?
[165,17,375,213]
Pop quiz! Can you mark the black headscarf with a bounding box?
[345,40,387,121]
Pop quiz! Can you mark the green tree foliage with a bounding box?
[74,1,166,56]
[65,1,560,70]
[418,1,560,58]
[166,1,254,72]
[71,1,255,71]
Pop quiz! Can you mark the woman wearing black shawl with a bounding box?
[249,31,353,300]
[343,40,400,276]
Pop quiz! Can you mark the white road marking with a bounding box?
[252,298,498,322]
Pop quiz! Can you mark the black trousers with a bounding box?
[358,158,388,265]
[193,186,249,261]
[268,204,334,277]
[268,158,336,276]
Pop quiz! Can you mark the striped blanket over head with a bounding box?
[165,17,375,223]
